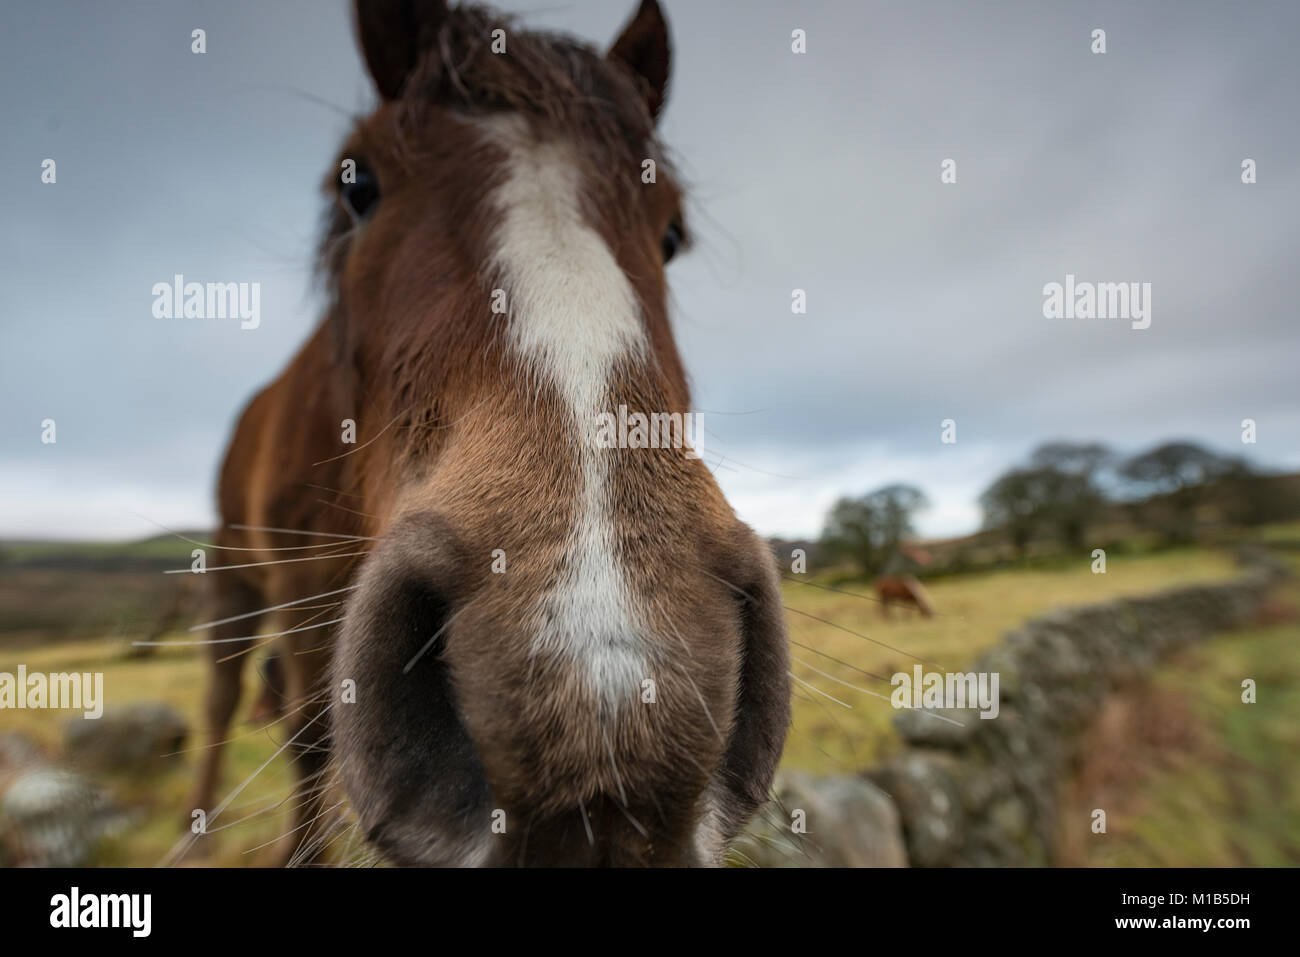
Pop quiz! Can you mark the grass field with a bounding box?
[0,533,199,647]
[1060,570,1300,866]
[6,541,1277,866]
[780,546,1240,770]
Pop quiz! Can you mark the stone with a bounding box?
[63,702,189,771]
[738,769,908,868]
[0,766,122,867]
[0,731,45,770]
[873,752,965,867]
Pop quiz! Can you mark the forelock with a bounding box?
[400,5,657,152]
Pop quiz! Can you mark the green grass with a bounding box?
[1247,520,1300,545]
[0,534,207,566]
[780,545,1237,771]
[1066,565,1300,866]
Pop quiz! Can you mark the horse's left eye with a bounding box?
[661,220,684,263]
[342,170,381,222]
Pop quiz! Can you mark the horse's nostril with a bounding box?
[332,525,494,866]
[394,581,454,674]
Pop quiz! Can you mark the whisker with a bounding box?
[789,671,851,709]
[600,724,629,808]
[391,389,502,433]
[611,796,649,840]
[315,497,377,520]
[338,820,365,864]
[134,616,345,648]
[237,82,357,119]
[726,847,760,868]
[201,773,335,835]
[791,655,894,706]
[188,585,361,632]
[403,606,467,673]
[695,449,807,481]
[312,407,408,467]
[161,705,333,867]
[163,551,368,574]
[305,482,365,500]
[743,828,805,858]
[290,642,334,656]
[760,792,821,859]
[300,817,358,868]
[782,573,965,620]
[158,694,319,756]
[679,669,722,741]
[209,774,340,846]
[127,510,358,552]
[289,783,350,867]
[661,616,694,659]
[701,568,942,667]
[577,799,595,847]
[215,604,342,663]
[789,638,890,684]
[228,524,378,542]
[782,604,943,668]
[245,800,346,856]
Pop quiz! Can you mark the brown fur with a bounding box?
[189,0,790,867]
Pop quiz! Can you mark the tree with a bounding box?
[820,484,929,576]
[1120,441,1251,542]
[1029,441,1113,478]
[1028,441,1114,548]
[979,443,1116,556]
[978,468,1044,558]
[1216,472,1298,527]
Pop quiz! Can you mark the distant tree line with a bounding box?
[818,440,1297,577]
[979,439,1277,555]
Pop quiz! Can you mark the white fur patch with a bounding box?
[481,116,648,710]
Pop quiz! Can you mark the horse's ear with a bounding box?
[354,0,448,100]
[607,0,671,122]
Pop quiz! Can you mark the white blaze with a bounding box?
[481,116,649,709]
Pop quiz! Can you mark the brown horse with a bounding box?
[188,0,790,867]
[875,575,936,618]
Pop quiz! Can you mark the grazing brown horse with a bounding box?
[875,575,935,618]
[188,0,790,867]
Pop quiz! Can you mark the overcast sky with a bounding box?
[2,0,1297,542]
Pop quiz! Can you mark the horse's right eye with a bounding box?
[342,170,381,222]
[661,219,684,263]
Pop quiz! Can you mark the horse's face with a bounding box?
[327,0,790,866]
